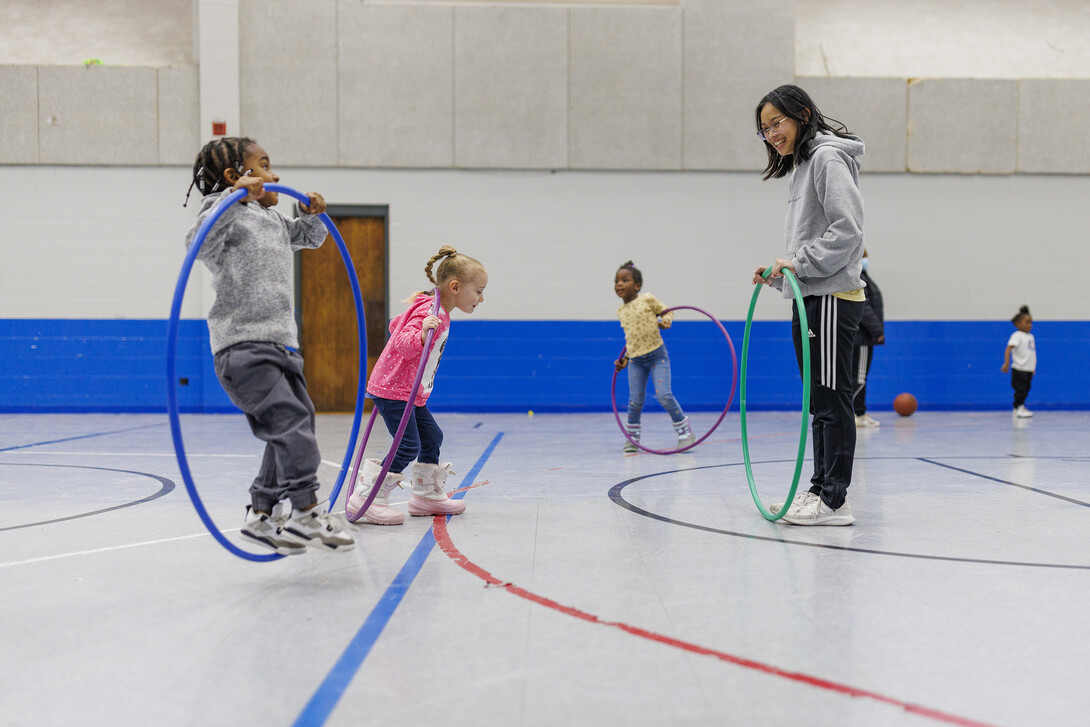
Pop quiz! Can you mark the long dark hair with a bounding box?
[755,85,851,180]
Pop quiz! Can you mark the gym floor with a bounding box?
[2,409,1086,726]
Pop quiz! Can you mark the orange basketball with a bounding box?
[893,392,917,417]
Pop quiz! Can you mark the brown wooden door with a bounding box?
[298,215,387,412]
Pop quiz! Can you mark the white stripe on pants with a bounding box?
[819,295,839,389]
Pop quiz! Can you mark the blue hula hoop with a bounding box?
[167,184,368,562]
[339,289,442,522]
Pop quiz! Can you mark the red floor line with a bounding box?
[446,480,490,496]
[431,516,996,727]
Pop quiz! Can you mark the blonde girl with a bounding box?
[349,246,488,524]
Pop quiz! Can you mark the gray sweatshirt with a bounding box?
[773,132,866,299]
[184,191,327,354]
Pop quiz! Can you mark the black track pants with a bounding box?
[791,295,863,510]
[852,344,874,416]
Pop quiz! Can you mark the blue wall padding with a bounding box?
[0,318,1086,413]
[0,319,232,413]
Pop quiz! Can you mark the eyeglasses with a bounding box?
[757,117,791,141]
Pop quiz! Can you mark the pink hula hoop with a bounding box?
[610,305,737,455]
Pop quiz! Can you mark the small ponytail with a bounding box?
[1012,305,1031,325]
[617,260,642,286]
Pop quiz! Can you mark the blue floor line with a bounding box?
[293,432,504,727]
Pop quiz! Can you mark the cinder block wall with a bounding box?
[2,0,1086,173]
[1,0,1087,413]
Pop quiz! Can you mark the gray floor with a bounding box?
[2,408,1088,726]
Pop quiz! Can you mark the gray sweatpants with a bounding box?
[213,341,320,513]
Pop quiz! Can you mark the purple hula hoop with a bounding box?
[342,288,442,521]
[610,305,738,455]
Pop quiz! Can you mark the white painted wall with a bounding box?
[0,165,1084,323]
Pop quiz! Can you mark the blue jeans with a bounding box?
[371,396,443,473]
[626,345,686,425]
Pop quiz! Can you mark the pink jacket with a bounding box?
[367,294,450,407]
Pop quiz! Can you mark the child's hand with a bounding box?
[615,356,628,371]
[232,175,265,203]
[752,266,772,285]
[300,193,326,215]
[1001,363,1009,373]
[420,315,440,345]
[658,317,671,329]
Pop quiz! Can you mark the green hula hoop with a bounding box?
[740,267,810,521]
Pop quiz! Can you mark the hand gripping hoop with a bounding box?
[167,184,368,561]
[740,267,810,521]
[335,289,442,522]
[610,305,738,455]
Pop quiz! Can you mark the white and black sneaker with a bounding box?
[781,496,855,526]
[283,507,356,552]
[241,506,307,556]
[770,490,818,515]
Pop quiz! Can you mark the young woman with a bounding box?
[751,85,866,526]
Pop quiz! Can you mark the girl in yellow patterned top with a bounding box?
[614,261,695,452]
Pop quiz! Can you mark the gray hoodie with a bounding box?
[184,191,327,354]
[773,132,866,299]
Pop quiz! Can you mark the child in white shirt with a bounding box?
[1001,305,1036,418]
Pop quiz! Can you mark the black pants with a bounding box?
[792,295,863,510]
[1011,369,1033,408]
[851,344,874,416]
[214,342,320,513]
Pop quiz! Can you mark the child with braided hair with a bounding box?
[184,137,355,555]
[349,245,488,524]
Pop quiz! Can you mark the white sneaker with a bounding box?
[770,490,818,515]
[1014,406,1034,418]
[241,506,306,556]
[781,497,855,526]
[673,417,696,448]
[855,413,880,427]
[283,507,356,551]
